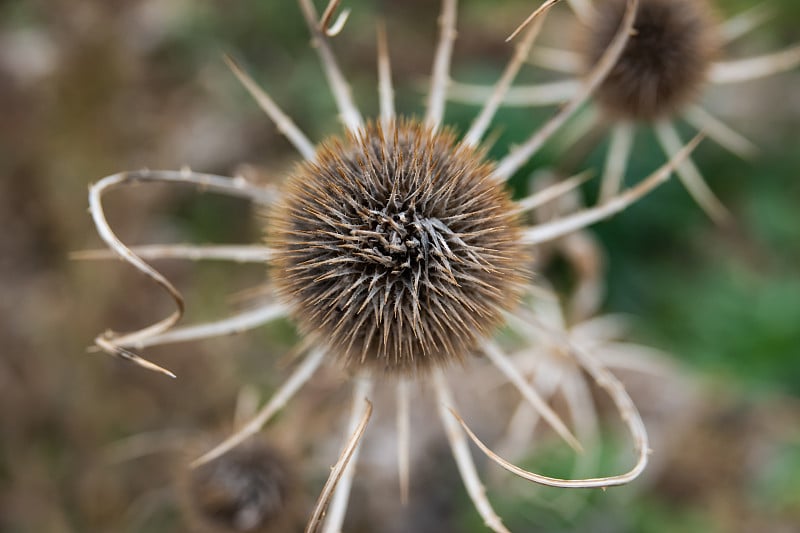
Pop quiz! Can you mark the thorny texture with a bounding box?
[182,440,298,533]
[270,119,526,375]
[582,0,720,121]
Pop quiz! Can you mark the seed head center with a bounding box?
[270,119,525,376]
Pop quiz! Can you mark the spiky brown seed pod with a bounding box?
[581,0,721,121]
[270,118,526,376]
[180,440,300,533]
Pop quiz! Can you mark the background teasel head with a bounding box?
[179,438,302,533]
[450,0,800,223]
[580,0,722,121]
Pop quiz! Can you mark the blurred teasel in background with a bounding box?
[450,0,800,223]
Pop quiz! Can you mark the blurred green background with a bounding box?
[1,0,798,532]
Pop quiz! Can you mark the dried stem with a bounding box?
[319,0,349,36]
[506,0,564,42]
[306,391,373,533]
[321,378,374,533]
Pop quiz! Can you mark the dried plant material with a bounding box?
[270,119,526,375]
[451,327,650,489]
[450,0,800,223]
[182,440,300,533]
[224,56,316,160]
[433,371,510,533]
[494,0,639,181]
[297,0,363,133]
[463,6,548,147]
[425,0,458,130]
[72,244,274,263]
[521,132,704,245]
[506,0,564,42]
[318,0,350,37]
[305,395,372,533]
[581,0,720,121]
[79,0,715,527]
[193,348,326,467]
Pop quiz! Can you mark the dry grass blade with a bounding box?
[305,398,373,533]
[506,0,564,42]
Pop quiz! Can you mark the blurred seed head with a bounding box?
[270,118,526,376]
[180,439,300,533]
[581,0,720,121]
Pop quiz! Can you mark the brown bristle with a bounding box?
[269,118,526,376]
[582,0,720,121]
[181,441,299,533]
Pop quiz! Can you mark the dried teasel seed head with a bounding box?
[180,440,300,533]
[581,0,721,121]
[270,118,526,376]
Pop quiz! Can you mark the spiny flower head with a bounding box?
[181,440,299,533]
[270,118,526,376]
[582,0,720,121]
